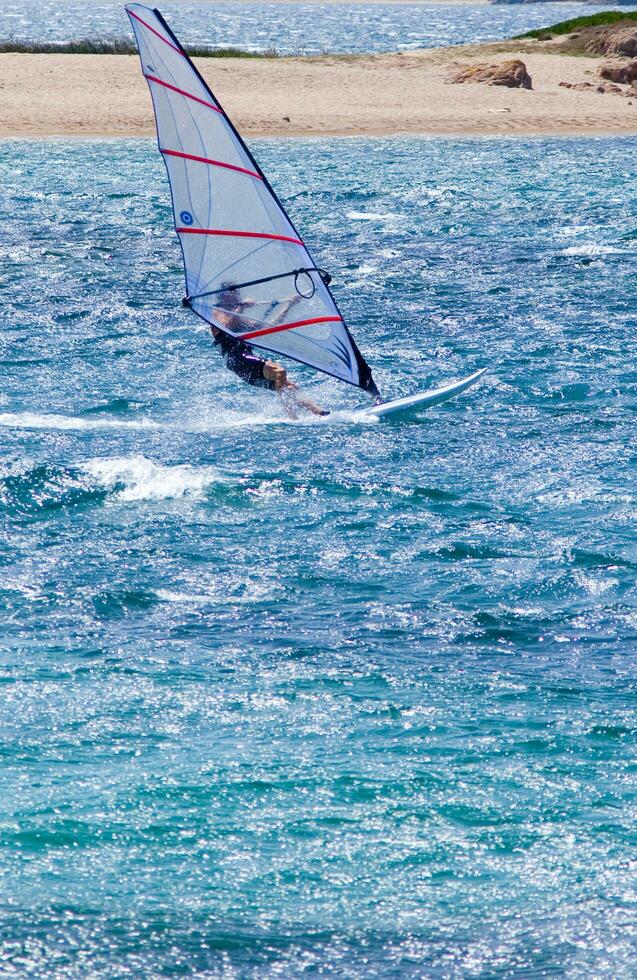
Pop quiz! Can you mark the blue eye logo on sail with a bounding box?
[179,211,194,226]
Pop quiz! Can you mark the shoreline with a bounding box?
[6,131,635,140]
[175,0,493,3]
[1,45,636,139]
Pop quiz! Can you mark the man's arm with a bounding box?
[216,303,328,416]
[263,364,328,417]
[270,293,303,325]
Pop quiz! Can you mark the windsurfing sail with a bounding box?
[125,3,379,396]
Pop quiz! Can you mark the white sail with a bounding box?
[125,3,378,394]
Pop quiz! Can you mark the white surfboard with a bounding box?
[358,368,487,420]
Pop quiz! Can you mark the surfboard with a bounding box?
[357,368,487,419]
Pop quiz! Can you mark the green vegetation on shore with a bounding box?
[0,38,277,57]
[516,10,637,41]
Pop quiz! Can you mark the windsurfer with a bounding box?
[128,4,381,414]
[210,286,328,416]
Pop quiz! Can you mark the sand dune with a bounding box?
[1,43,636,138]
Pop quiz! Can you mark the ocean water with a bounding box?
[2,1,637,54]
[1,136,637,976]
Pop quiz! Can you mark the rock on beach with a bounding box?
[597,59,637,85]
[603,27,637,58]
[559,79,636,97]
[452,59,532,90]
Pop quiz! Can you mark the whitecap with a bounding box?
[559,243,623,257]
[346,211,401,224]
[82,455,225,502]
[0,412,159,432]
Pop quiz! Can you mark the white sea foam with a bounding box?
[0,405,365,436]
[574,570,618,598]
[156,578,279,604]
[180,408,302,431]
[179,401,362,430]
[82,456,224,502]
[346,210,401,225]
[559,243,623,257]
[0,412,159,432]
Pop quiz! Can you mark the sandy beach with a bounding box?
[1,42,636,138]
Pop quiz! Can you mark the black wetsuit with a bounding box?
[213,331,276,390]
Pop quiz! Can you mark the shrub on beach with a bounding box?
[0,38,278,58]
[0,38,136,54]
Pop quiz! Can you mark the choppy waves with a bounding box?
[1,137,636,977]
[0,456,228,511]
[84,455,225,502]
[0,1,623,55]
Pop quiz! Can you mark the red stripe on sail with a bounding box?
[240,316,342,341]
[145,75,221,113]
[176,228,303,245]
[161,149,262,180]
[129,10,184,55]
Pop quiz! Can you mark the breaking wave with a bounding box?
[0,456,227,513]
[82,456,225,502]
[558,243,624,257]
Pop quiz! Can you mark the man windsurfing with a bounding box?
[210,285,328,417]
[126,3,383,416]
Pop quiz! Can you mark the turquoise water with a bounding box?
[2,1,637,54]
[1,137,637,975]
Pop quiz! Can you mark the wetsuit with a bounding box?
[213,331,276,391]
